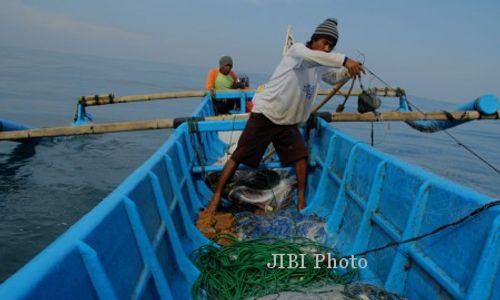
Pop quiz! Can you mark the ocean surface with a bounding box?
[0,46,499,283]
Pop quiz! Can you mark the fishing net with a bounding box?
[256,283,402,300]
[198,169,402,299]
[235,207,329,244]
[190,236,357,300]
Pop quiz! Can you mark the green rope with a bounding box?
[191,235,357,300]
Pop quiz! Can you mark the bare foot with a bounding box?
[297,199,306,211]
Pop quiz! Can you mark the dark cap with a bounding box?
[311,18,339,47]
[219,56,233,67]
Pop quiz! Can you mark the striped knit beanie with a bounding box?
[311,18,339,47]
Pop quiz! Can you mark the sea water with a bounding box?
[0,46,499,282]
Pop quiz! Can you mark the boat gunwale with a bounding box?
[0,93,498,299]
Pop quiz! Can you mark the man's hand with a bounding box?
[343,58,365,78]
[209,88,216,100]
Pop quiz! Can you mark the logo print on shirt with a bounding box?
[302,84,314,101]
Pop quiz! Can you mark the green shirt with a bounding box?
[215,73,234,90]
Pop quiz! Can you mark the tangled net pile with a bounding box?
[191,236,357,300]
[235,207,329,243]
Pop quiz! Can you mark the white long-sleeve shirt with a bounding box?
[252,43,350,125]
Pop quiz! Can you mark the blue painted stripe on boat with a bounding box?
[319,118,492,199]
[196,120,247,132]
[384,181,430,293]
[371,212,403,242]
[324,162,342,185]
[175,141,204,210]
[351,161,387,254]
[326,143,361,233]
[174,126,215,201]
[315,158,342,184]
[466,216,500,299]
[326,142,475,299]
[77,241,119,300]
[345,189,371,215]
[176,141,208,206]
[123,197,173,300]
[164,155,207,250]
[302,134,336,216]
[408,247,465,299]
[132,264,152,299]
[148,172,201,284]
[179,128,197,167]
[131,222,166,299]
[367,205,466,298]
[167,193,179,213]
[212,91,256,99]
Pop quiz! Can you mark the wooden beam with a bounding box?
[0,119,175,140]
[0,114,250,140]
[79,87,405,107]
[2,111,496,141]
[329,111,498,122]
[80,90,206,106]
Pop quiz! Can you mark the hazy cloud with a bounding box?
[0,1,148,47]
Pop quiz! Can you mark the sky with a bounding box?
[1,0,499,103]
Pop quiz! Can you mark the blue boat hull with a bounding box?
[0,93,498,299]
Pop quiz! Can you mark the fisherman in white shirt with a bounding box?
[207,18,364,212]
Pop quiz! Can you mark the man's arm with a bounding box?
[293,43,345,68]
[293,44,365,77]
[321,67,350,85]
[206,68,218,90]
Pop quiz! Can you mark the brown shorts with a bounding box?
[231,113,308,168]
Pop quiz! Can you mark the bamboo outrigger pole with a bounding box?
[328,110,498,122]
[78,88,405,107]
[0,114,249,140]
[1,111,497,141]
[79,90,206,106]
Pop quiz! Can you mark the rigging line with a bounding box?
[189,119,206,177]
[371,123,390,147]
[363,67,499,174]
[336,77,356,112]
[343,200,500,259]
[370,122,374,146]
[442,130,500,174]
[364,66,393,89]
